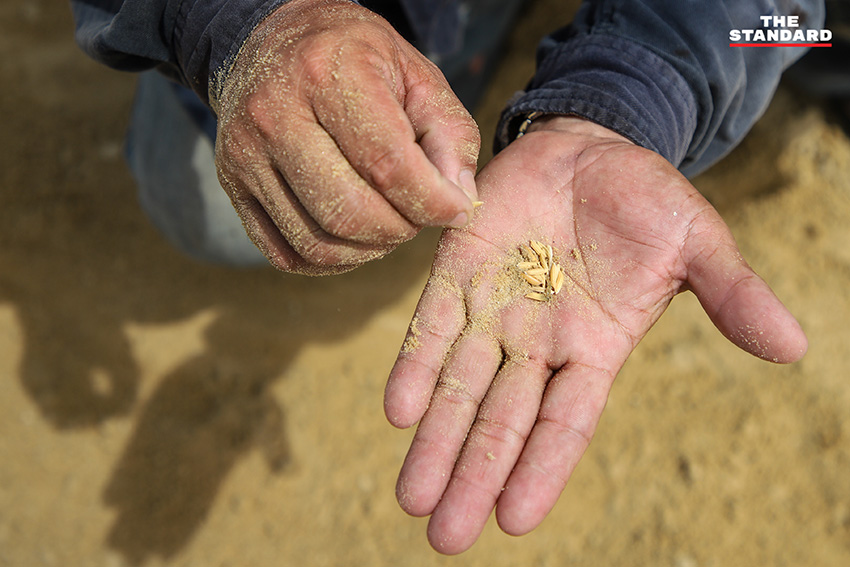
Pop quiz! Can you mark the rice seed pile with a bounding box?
[518,240,564,301]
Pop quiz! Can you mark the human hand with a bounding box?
[214,0,480,274]
[384,117,807,553]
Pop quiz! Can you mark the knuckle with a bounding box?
[296,233,336,266]
[538,414,593,448]
[295,234,389,273]
[319,194,371,241]
[266,252,297,273]
[474,415,525,447]
[298,26,388,86]
[434,377,479,409]
[299,43,336,85]
[362,147,406,192]
[459,120,482,153]
[318,193,417,244]
[242,88,269,119]
[236,87,291,142]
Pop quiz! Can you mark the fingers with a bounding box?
[418,357,615,555]
[495,362,615,536]
[424,357,551,554]
[384,276,467,429]
[226,177,393,274]
[309,52,476,228]
[217,1,480,271]
[218,118,419,272]
[684,212,808,363]
[394,332,503,518]
[273,118,421,245]
[391,294,622,556]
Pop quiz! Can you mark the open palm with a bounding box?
[384,119,807,554]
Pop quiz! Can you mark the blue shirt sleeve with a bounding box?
[70,0,295,106]
[496,0,825,177]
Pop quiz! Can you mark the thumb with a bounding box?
[684,215,807,363]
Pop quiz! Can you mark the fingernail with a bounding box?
[447,211,469,229]
[458,169,478,200]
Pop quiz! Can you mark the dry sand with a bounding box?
[1,1,848,566]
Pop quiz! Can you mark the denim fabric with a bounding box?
[126,71,266,265]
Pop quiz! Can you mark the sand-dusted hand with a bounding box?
[384,117,808,554]
[214,0,480,274]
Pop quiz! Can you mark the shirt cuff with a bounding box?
[175,0,294,107]
[495,33,698,167]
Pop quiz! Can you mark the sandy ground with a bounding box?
[1,1,849,566]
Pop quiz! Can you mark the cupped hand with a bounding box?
[384,117,807,554]
[214,0,480,274]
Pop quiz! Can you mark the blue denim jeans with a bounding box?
[126,72,267,265]
[126,0,524,265]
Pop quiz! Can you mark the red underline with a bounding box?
[730,43,832,47]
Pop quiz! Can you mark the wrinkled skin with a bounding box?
[215,0,480,274]
[385,117,808,554]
